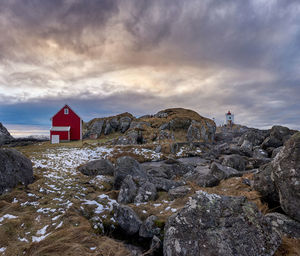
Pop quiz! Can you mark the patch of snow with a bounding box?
[153,203,161,207]
[18,237,29,243]
[32,233,51,243]
[55,221,63,229]
[37,225,49,235]
[0,247,6,252]
[0,214,18,222]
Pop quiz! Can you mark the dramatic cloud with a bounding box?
[0,0,300,135]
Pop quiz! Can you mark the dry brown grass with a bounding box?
[275,237,300,256]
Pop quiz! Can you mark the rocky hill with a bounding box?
[84,108,216,152]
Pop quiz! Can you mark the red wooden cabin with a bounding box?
[50,105,82,143]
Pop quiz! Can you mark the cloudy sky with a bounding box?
[0,0,300,136]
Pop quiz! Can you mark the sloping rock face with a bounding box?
[272,132,300,221]
[164,191,281,256]
[0,149,34,194]
[83,112,134,139]
[0,123,13,145]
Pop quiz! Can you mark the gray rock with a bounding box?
[271,146,283,158]
[78,159,115,176]
[253,148,269,159]
[272,132,300,221]
[161,160,194,178]
[159,122,170,130]
[139,215,161,238]
[168,186,190,200]
[253,163,279,204]
[149,176,184,192]
[221,154,246,171]
[113,204,142,235]
[186,120,215,142]
[118,175,138,204]
[184,165,218,187]
[150,235,162,255]
[164,191,281,256]
[0,149,34,194]
[119,116,132,133]
[85,119,105,138]
[0,123,13,145]
[240,140,253,156]
[134,181,157,203]
[261,136,282,149]
[115,130,143,145]
[266,212,300,238]
[210,162,242,181]
[238,129,268,147]
[248,157,272,169]
[155,145,162,153]
[114,156,147,189]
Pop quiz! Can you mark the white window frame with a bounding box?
[64,108,69,115]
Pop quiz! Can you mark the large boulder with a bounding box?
[238,129,268,147]
[114,156,147,189]
[164,190,281,256]
[272,132,300,221]
[113,204,142,235]
[253,163,279,205]
[209,162,242,181]
[0,123,13,145]
[134,181,157,203]
[221,154,246,171]
[78,159,115,176]
[261,125,296,150]
[0,149,34,194]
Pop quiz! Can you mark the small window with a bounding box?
[64,108,69,115]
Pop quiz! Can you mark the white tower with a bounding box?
[225,110,234,126]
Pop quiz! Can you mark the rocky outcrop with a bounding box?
[272,132,300,221]
[78,159,115,176]
[0,123,13,145]
[164,190,281,256]
[0,148,34,194]
[83,112,134,139]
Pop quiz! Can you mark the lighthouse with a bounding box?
[225,111,234,126]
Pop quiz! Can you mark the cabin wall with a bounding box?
[52,106,81,140]
[50,131,69,141]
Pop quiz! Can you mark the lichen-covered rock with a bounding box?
[139,215,161,238]
[78,159,115,176]
[187,120,215,142]
[149,176,184,192]
[114,156,147,189]
[113,204,142,235]
[164,191,281,256]
[253,163,279,205]
[134,181,157,203]
[0,149,34,194]
[0,123,13,145]
[118,175,138,204]
[266,212,300,238]
[272,132,300,221]
[221,154,246,171]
